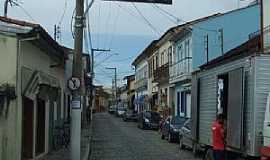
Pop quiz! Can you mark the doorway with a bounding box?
[22,97,34,159]
[36,98,46,156]
[217,68,244,149]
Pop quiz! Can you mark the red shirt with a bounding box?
[212,120,225,150]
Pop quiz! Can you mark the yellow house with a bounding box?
[0,17,67,160]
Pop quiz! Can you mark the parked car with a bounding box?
[116,107,126,117]
[138,111,161,130]
[161,116,187,142]
[179,119,194,149]
[123,110,138,122]
[108,105,116,114]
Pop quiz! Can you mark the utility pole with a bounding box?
[204,34,209,63]
[106,67,117,105]
[71,0,84,159]
[4,0,9,17]
[218,28,224,55]
[89,48,110,120]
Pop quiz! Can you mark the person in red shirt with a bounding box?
[212,113,225,160]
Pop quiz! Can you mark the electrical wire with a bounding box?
[97,0,101,48]
[104,1,112,49]
[153,4,183,24]
[58,0,68,26]
[150,4,177,25]
[94,53,116,67]
[108,3,120,50]
[132,3,161,36]
[152,3,218,33]
[11,1,36,22]
[70,8,75,39]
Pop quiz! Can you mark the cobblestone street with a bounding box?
[89,113,201,160]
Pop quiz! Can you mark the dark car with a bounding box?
[161,116,187,142]
[123,110,138,122]
[138,111,161,130]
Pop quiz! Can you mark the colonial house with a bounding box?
[151,26,183,117]
[93,86,110,113]
[0,17,67,160]
[119,85,128,108]
[132,47,149,113]
[169,2,260,118]
[123,75,135,110]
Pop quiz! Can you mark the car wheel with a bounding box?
[192,143,198,157]
[168,133,173,143]
[179,136,184,150]
[204,148,214,160]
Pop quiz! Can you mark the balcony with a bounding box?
[135,78,148,91]
[153,63,169,84]
[169,58,192,84]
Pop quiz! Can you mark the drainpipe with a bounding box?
[16,34,39,159]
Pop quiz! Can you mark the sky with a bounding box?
[0,0,254,87]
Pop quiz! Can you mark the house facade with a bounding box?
[124,75,136,110]
[132,48,149,113]
[0,17,67,160]
[169,3,260,118]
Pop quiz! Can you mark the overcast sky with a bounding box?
[0,0,254,87]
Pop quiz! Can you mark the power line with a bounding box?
[97,0,101,48]
[132,3,161,36]
[11,1,36,22]
[150,4,177,25]
[108,3,120,50]
[104,1,112,49]
[58,0,68,26]
[152,4,180,24]
[152,3,218,33]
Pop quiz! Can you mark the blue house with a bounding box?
[192,3,260,69]
[169,3,260,117]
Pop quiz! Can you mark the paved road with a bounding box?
[89,113,201,160]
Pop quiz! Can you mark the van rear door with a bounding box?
[227,68,244,149]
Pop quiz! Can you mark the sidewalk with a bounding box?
[40,123,93,160]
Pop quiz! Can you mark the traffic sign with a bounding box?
[68,77,81,91]
[102,0,172,5]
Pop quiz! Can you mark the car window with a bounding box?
[184,120,191,130]
[171,117,185,125]
[144,112,151,118]
[151,112,160,122]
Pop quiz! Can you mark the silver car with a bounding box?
[179,119,194,150]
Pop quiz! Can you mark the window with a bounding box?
[185,40,190,58]
[177,45,183,62]
[168,46,172,65]
[161,52,164,65]
[156,54,159,68]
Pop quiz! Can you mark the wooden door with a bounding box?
[22,97,34,159]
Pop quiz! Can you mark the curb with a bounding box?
[82,122,93,160]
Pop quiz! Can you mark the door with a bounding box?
[22,97,34,159]
[36,98,46,155]
[227,68,244,149]
[177,92,180,116]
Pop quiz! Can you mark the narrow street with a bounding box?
[89,113,200,160]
